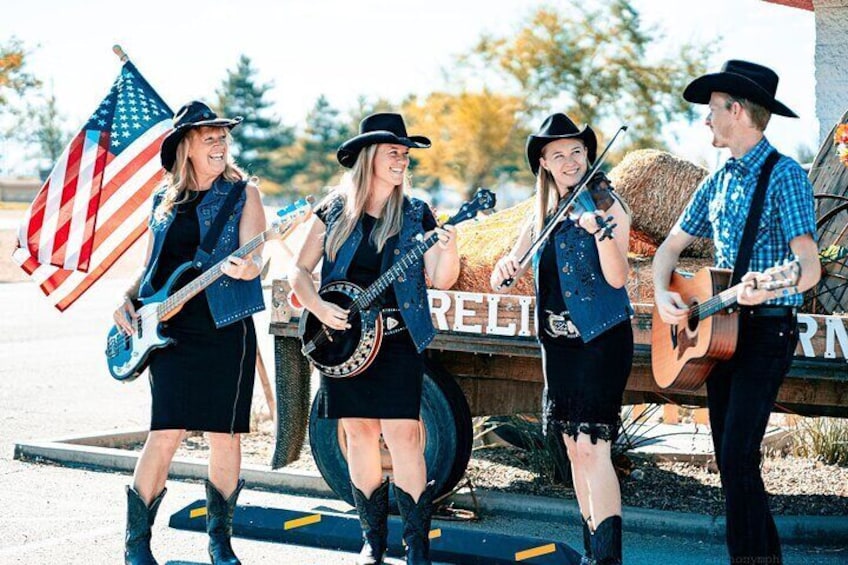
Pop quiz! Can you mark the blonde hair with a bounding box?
[153,127,245,222]
[533,167,561,237]
[324,144,407,261]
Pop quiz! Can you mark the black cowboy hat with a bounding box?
[337,112,431,168]
[159,101,243,173]
[526,113,597,175]
[683,59,797,118]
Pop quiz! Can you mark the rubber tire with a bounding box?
[424,358,473,494]
[309,365,472,507]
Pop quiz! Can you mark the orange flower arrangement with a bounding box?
[834,124,848,167]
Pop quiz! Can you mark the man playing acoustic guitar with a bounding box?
[652,60,821,564]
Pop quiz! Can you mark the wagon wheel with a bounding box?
[805,194,848,314]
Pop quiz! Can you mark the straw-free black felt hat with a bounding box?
[683,59,797,118]
[337,113,431,168]
[160,101,243,172]
[526,113,597,175]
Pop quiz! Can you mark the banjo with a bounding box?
[298,188,496,378]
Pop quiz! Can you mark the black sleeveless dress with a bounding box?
[147,189,257,433]
[315,211,436,420]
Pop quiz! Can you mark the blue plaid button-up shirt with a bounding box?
[677,137,816,306]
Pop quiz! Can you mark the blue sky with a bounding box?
[0,0,816,175]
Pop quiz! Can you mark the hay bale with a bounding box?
[608,149,712,258]
[456,199,535,295]
[628,256,714,305]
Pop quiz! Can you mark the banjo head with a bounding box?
[299,281,383,377]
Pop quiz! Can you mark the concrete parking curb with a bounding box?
[13,430,333,498]
[13,430,848,546]
[449,489,848,545]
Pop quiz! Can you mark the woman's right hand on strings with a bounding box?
[491,255,520,292]
[113,296,139,335]
[315,300,351,331]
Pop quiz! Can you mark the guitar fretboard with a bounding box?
[688,262,799,322]
[689,287,740,321]
[349,233,439,314]
[155,232,271,319]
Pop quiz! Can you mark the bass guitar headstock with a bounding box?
[268,196,315,239]
[446,188,496,225]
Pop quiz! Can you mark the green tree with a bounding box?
[15,88,71,179]
[461,1,714,152]
[288,95,352,194]
[215,55,294,184]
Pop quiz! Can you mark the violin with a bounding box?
[566,171,617,240]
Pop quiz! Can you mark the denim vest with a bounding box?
[138,178,265,328]
[321,196,435,353]
[532,221,633,342]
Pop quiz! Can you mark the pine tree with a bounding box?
[289,95,352,193]
[215,55,294,184]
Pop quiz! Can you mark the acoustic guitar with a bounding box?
[105,197,313,382]
[298,188,496,378]
[651,261,800,391]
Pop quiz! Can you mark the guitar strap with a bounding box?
[729,150,781,286]
[193,179,248,267]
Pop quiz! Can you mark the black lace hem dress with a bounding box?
[537,223,633,444]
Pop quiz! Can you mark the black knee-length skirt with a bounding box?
[148,305,256,433]
[317,332,424,420]
[541,320,633,442]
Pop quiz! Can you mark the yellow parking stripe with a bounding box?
[189,507,207,519]
[284,513,322,530]
[428,528,442,540]
[515,543,556,561]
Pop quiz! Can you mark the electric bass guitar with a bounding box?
[651,261,800,391]
[298,188,496,378]
[105,197,313,382]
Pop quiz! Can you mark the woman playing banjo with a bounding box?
[288,113,459,565]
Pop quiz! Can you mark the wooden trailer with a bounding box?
[269,281,847,506]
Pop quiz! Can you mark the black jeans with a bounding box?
[706,309,797,565]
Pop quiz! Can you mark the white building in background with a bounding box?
[766,0,848,142]
[0,177,40,203]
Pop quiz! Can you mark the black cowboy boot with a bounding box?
[351,479,390,564]
[394,481,435,565]
[125,485,166,565]
[591,515,622,565]
[206,479,244,565]
[580,515,596,565]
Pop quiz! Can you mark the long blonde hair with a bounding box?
[153,127,245,222]
[324,144,407,261]
[533,166,561,237]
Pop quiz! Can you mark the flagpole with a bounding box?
[112,44,128,63]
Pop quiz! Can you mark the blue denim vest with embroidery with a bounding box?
[138,178,265,328]
[321,196,435,353]
[532,221,633,342]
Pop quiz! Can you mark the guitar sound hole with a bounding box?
[687,303,699,333]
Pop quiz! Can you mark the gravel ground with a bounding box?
[146,428,848,517]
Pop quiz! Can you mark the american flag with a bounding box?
[12,61,172,311]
